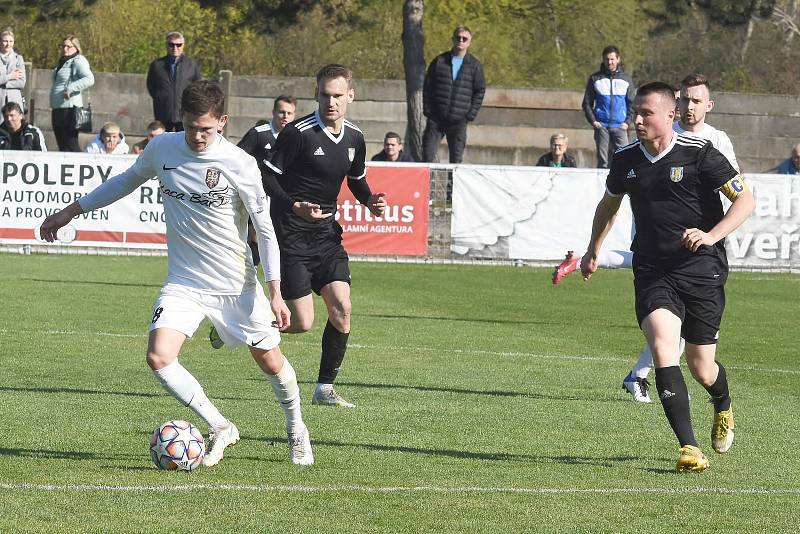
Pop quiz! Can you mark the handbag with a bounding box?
[70,103,92,133]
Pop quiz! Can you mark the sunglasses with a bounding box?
[454,36,470,42]
[168,42,184,48]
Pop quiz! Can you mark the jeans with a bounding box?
[594,127,629,169]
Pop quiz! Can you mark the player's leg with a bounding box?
[682,283,734,454]
[284,294,315,333]
[249,344,313,465]
[312,280,354,407]
[623,336,685,403]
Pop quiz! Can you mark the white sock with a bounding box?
[632,343,654,379]
[153,360,229,432]
[315,382,333,395]
[267,358,304,433]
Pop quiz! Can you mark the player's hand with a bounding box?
[40,204,80,242]
[292,201,331,223]
[682,228,716,252]
[269,295,291,331]
[580,252,599,281]
[367,192,387,217]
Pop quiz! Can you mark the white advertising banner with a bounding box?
[451,167,800,269]
[0,151,166,248]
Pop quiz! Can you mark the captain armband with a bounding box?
[719,175,748,201]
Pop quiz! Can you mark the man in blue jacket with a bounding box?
[582,45,635,168]
[422,26,485,164]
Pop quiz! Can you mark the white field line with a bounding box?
[0,329,797,376]
[1,482,799,495]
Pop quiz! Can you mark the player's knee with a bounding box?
[329,301,351,328]
[146,351,170,371]
[287,315,314,333]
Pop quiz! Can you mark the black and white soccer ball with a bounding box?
[149,420,205,471]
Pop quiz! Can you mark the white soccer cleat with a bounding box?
[288,424,314,465]
[202,422,240,467]
[312,387,355,408]
[622,372,652,403]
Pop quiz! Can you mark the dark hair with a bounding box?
[602,45,620,57]
[1,101,23,115]
[680,73,710,91]
[316,64,353,89]
[636,81,676,102]
[147,120,165,131]
[384,131,402,143]
[273,94,297,111]
[180,80,225,118]
[452,25,472,37]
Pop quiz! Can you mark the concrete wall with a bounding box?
[25,69,800,172]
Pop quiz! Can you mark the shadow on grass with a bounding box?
[0,385,262,402]
[0,447,139,461]
[23,278,161,289]
[358,312,637,330]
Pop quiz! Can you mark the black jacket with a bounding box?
[423,51,485,124]
[146,55,201,124]
[0,122,45,151]
[371,149,415,162]
[536,152,576,168]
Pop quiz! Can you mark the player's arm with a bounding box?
[40,166,151,242]
[581,191,624,280]
[682,175,754,252]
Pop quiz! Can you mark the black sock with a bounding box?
[318,320,349,384]
[655,366,697,447]
[248,240,260,267]
[704,361,731,412]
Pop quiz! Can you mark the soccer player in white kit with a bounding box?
[39,80,314,466]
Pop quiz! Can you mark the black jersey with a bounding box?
[238,121,280,162]
[607,133,738,277]
[264,111,366,231]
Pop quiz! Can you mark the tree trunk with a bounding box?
[402,0,425,162]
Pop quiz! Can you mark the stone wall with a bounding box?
[24,69,800,172]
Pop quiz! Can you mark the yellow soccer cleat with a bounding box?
[676,445,710,473]
[712,406,735,454]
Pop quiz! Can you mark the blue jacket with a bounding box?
[777,158,799,174]
[582,65,635,129]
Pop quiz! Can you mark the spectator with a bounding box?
[582,45,635,168]
[50,35,94,152]
[132,120,165,154]
[422,25,485,163]
[85,121,129,154]
[777,143,800,174]
[371,131,415,162]
[0,101,45,150]
[536,133,576,168]
[146,31,200,132]
[0,30,26,115]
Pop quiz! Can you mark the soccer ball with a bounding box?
[149,420,205,471]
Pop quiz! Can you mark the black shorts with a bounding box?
[279,223,351,300]
[633,263,726,345]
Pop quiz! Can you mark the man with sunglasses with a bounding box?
[422,25,485,163]
[146,31,201,132]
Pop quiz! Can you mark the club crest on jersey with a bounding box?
[348,148,355,162]
[205,168,221,188]
[670,167,684,182]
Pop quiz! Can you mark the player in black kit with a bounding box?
[581,82,754,473]
[261,64,386,408]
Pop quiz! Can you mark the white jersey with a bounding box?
[673,122,739,172]
[79,132,280,295]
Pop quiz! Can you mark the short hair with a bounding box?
[316,64,354,89]
[549,133,568,144]
[100,122,120,135]
[384,131,402,143]
[180,80,225,118]
[166,31,184,42]
[452,25,472,37]
[1,29,14,40]
[681,73,710,91]
[1,101,22,115]
[636,81,676,103]
[63,35,81,54]
[147,120,165,132]
[602,45,620,57]
[273,95,297,111]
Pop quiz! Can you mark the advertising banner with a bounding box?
[338,164,430,256]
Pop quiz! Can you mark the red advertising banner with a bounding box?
[336,164,429,256]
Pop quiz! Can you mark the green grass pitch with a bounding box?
[1,253,798,532]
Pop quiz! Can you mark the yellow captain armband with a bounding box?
[719,175,748,201]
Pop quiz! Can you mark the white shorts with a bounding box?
[149,283,281,350]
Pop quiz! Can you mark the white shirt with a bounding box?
[673,122,740,172]
[78,132,280,294]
